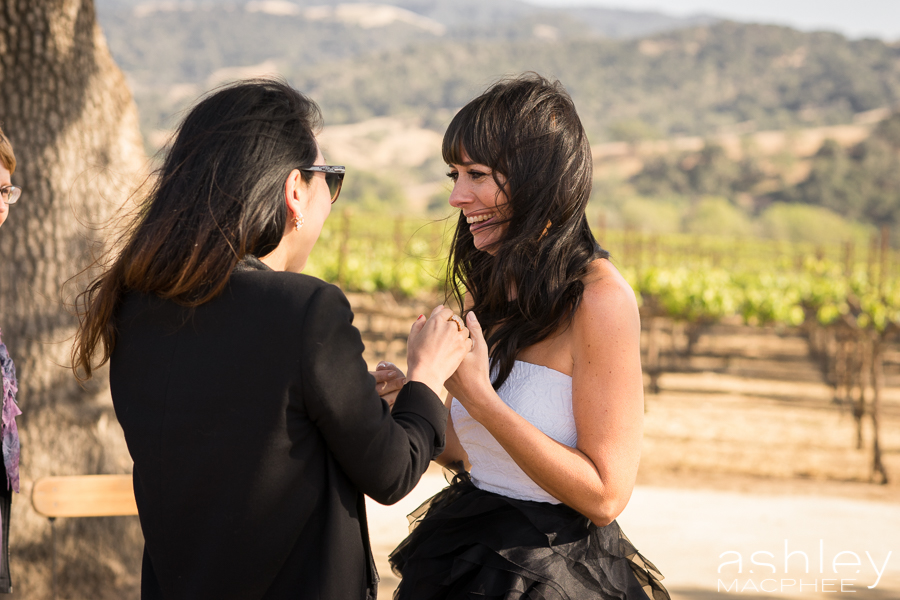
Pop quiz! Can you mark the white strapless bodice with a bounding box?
[450,360,576,504]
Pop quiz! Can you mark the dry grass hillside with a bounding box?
[311,109,891,212]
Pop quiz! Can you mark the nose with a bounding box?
[448,181,471,209]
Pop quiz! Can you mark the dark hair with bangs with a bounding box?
[444,73,608,390]
[73,78,321,380]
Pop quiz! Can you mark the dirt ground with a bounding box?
[638,372,900,503]
[354,295,900,598]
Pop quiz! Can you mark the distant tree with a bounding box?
[630,142,766,199]
[872,112,900,148]
[607,118,661,145]
[340,168,409,211]
[789,140,864,219]
[618,196,684,234]
[0,0,146,596]
[790,121,900,226]
[757,202,871,246]
[688,144,742,196]
[851,137,900,225]
[682,196,754,237]
[630,154,691,197]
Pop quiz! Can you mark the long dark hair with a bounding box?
[73,78,322,380]
[444,73,608,390]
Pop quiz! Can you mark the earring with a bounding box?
[292,211,304,231]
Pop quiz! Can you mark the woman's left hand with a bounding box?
[370,361,406,409]
[444,312,494,413]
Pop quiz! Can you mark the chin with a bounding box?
[473,234,502,254]
[471,222,507,254]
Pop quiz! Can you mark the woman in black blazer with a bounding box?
[73,79,472,599]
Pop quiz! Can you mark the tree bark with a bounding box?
[854,335,870,451]
[0,0,146,597]
[645,315,661,395]
[869,335,889,484]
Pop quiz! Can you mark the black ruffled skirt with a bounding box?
[389,472,670,600]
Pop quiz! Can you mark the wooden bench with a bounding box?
[32,475,137,518]
[31,475,138,599]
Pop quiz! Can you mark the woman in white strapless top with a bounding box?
[390,74,670,600]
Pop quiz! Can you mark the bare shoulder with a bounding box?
[575,258,640,330]
[570,258,641,379]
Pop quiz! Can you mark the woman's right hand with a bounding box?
[405,305,472,398]
[444,311,494,416]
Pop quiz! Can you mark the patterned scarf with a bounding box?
[0,328,20,494]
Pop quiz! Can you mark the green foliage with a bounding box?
[99,6,900,236]
[619,197,684,233]
[625,110,900,233]
[757,202,873,246]
[303,212,451,297]
[615,232,900,333]
[98,3,900,145]
[682,197,754,237]
[787,131,900,226]
[633,266,741,322]
[299,211,900,339]
[735,271,806,327]
[607,119,661,144]
[292,23,900,138]
[631,142,767,198]
[873,112,900,147]
[427,186,453,214]
[338,168,409,211]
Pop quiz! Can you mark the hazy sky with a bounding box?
[526,0,900,41]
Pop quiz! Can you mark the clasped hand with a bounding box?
[372,308,492,411]
[371,362,406,409]
[371,305,477,403]
[443,312,494,416]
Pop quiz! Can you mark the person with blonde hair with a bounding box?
[0,124,23,594]
[0,126,19,228]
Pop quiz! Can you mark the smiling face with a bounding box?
[448,151,509,254]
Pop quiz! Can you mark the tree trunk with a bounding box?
[869,335,889,484]
[645,315,661,395]
[0,1,146,597]
[854,336,869,451]
[832,337,847,406]
[684,321,704,357]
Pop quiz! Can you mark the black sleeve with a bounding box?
[299,283,447,505]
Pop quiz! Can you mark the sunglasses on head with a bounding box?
[300,165,345,204]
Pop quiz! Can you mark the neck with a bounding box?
[259,246,289,272]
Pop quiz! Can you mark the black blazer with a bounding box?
[110,257,447,599]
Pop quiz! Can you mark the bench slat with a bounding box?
[31,475,138,518]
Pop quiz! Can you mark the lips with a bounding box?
[465,211,497,232]
[466,212,494,224]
